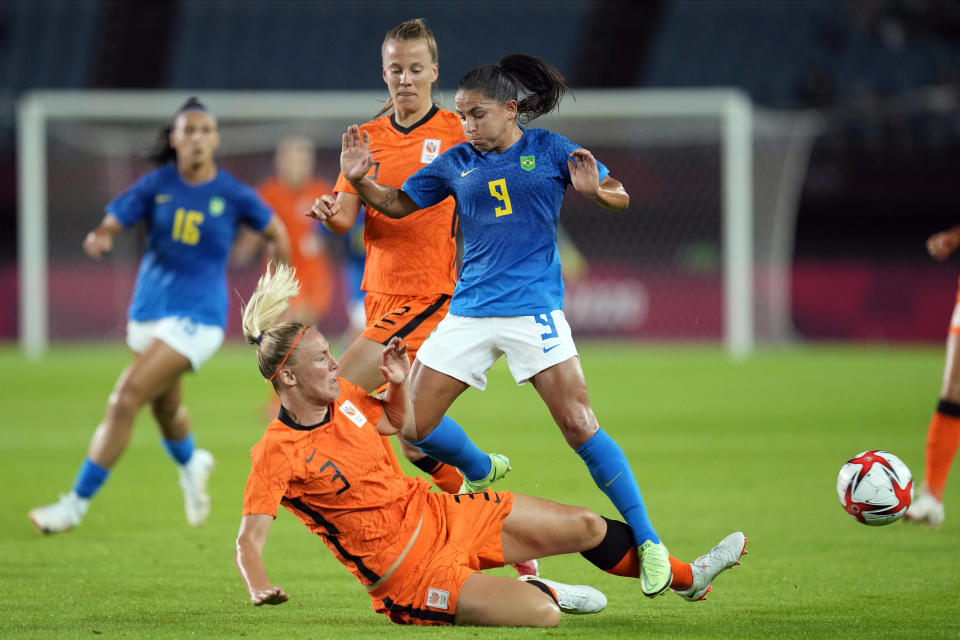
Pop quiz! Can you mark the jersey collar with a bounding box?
[390,104,439,135]
[278,404,332,431]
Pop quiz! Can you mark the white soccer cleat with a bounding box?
[904,490,945,527]
[519,575,607,614]
[29,491,89,534]
[178,448,214,526]
[674,531,747,602]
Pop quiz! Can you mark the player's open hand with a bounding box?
[308,194,341,223]
[927,230,960,261]
[568,149,600,198]
[379,337,409,385]
[82,230,113,260]
[341,124,373,184]
[251,586,289,606]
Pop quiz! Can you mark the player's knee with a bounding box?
[577,508,607,548]
[108,385,145,420]
[529,598,561,627]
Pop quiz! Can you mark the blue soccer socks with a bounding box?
[162,433,196,465]
[72,457,110,499]
[407,415,492,481]
[576,428,660,546]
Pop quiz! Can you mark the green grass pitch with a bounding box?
[1,342,957,638]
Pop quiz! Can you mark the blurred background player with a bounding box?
[905,224,960,526]
[311,19,485,497]
[234,263,747,626]
[236,136,337,323]
[28,98,290,534]
[335,54,675,597]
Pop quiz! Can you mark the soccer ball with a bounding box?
[836,450,913,526]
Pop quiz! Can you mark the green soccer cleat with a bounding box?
[458,453,511,494]
[639,539,673,597]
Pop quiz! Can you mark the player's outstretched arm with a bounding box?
[377,337,413,436]
[927,226,960,261]
[568,149,629,211]
[236,514,290,607]
[82,214,124,260]
[261,215,292,266]
[340,124,419,219]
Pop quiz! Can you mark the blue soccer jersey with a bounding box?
[107,164,273,328]
[402,128,609,316]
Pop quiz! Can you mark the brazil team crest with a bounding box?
[520,155,535,171]
[208,197,225,216]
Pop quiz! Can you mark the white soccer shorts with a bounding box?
[416,310,578,390]
[126,317,224,371]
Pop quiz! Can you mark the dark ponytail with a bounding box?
[457,54,569,123]
[147,96,212,165]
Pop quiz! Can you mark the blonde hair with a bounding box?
[375,18,439,119]
[241,262,306,386]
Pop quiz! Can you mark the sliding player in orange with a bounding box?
[234,264,747,626]
[310,20,501,503]
[906,225,960,526]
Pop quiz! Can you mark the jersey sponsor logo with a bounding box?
[339,400,368,428]
[520,155,536,172]
[305,448,317,463]
[460,168,477,177]
[426,588,450,610]
[209,197,225,216]
[420,139,442,164]
[155,194,172,203]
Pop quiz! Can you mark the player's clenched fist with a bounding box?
[307,194,341,222]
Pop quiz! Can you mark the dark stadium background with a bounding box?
[2,0,960,342]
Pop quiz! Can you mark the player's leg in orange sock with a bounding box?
[410,454,463,493]
[925,400,960,500]
[580,517,693,590]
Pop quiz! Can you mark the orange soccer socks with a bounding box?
[924,399,960,500]
[581,517,693,591]
[411,455,464,493]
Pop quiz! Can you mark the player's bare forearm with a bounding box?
[236,515,288,606]
[589,176,629,211]
[262,216,291,265]
[349,178,418,219]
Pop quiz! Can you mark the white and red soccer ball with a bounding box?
[837,450,913,526]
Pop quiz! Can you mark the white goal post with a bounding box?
[17,88,785,359]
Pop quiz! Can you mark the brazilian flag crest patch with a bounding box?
[209,197,225,216]
[520,155,535,172]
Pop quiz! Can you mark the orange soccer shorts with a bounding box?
[362,292,451,358]
[369,490,514,626]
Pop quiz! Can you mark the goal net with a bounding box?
[17,89,818,357]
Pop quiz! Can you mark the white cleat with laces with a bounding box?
[519,575,607,614]
[29,491,89,534]
[904,490,945,527]
[674,531,747,602]
[178,449,214,526]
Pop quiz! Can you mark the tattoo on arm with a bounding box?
[378,188,398,211]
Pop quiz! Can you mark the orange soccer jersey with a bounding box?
[334,106,465,297]
[258,176,336,318]
[242,379,435,587]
